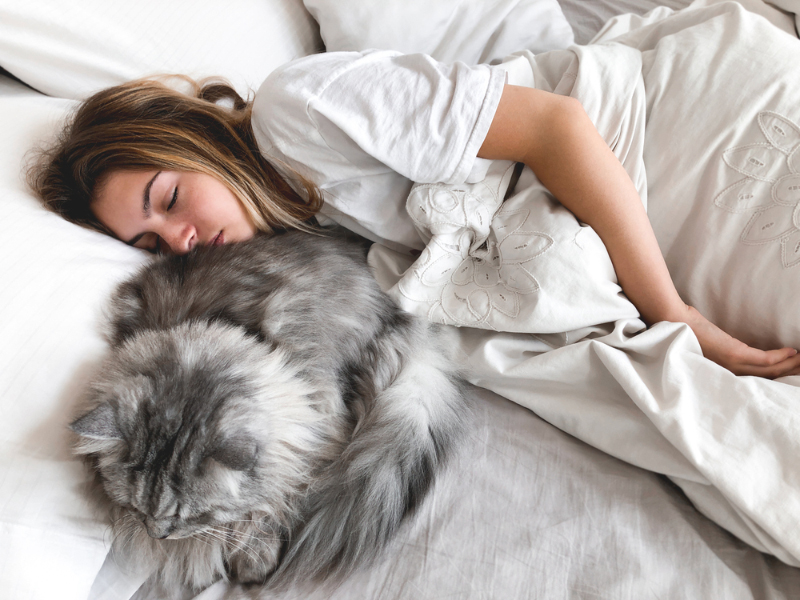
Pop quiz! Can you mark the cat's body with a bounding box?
[71,230,469,592]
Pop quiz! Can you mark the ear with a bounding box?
[106,280,146,347]
[208,435,259,472]
[70,403,123,440]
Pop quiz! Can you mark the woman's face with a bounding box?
[93,170,257,255]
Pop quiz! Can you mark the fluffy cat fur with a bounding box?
[70,229,469,593]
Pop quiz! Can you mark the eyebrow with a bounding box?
[125,171,162,246]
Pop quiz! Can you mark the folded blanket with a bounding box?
[370,0,800,566]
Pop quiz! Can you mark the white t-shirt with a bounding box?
[251,50,506,251]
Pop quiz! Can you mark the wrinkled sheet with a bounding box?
[369,0,800,568]
[96,388,800,600]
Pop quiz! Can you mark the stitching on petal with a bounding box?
[781,230,800,268]
[758,111,800,155]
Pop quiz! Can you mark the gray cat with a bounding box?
[70,229,469,593]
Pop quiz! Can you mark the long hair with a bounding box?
[28,76,323,236]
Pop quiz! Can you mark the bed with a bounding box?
[3,0,800,598]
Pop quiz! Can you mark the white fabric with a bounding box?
[304,0,574,65]
[367,1,800,566]
[0,0,321,100]
[251,50,506,251]
[591,0,796,39]
[0,77,151,599]
[557,0,693,43]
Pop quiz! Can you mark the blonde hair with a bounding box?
[29,76,323,236]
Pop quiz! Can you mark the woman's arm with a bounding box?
[479,84,800,378]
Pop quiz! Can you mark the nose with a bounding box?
[144,516,174,539]
[161,222,197,255]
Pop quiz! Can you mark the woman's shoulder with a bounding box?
[251,50,398,153]
[254,50,400,113]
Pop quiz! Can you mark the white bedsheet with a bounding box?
[369,0,800,567]
[114,387,800,600]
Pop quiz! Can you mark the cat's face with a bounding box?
[72,321,323,541]
[97,392,261,540]
[107,435,260,540]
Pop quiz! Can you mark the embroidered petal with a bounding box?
[791,147,800,175]
[714,178,772,212]
[431,232,469,259]
[490,287,520,318]
[773,174,800,207]
[427,301,449,325]
[450,258,474,285]
[499,263,540,293]
[407,185,466,232]
[759,112,800,154]
[781,229,800,268]
[419,252,463,287]
[498,231,554,263]
[466,289,492,321]
[723,144,787,182]
[441,283,482,324]
[466,198,494,234]
[493,209,530,237]
[473,259,500,288]
[741,204,795,244]
[429,188,460,213]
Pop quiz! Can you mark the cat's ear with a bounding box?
[70,403,123,440]
[208,435,259,472]
[106,280,146,347]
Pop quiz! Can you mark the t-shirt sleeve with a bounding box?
[252,50,506,186]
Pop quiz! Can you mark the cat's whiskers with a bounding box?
[113,514,146,560]
[205,526,266,570]
[192,531,218,551]
[219,520,286,540]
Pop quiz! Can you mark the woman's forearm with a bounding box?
[479,85,686,325]
[518,95,686,325]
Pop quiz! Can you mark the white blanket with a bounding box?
[369,0,800,566]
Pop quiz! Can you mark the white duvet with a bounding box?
[369,0,800,566]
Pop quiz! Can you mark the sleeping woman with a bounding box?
[29,49,800,379]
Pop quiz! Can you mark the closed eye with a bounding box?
[167,187,178,211]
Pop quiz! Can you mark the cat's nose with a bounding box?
[144,517,174,539]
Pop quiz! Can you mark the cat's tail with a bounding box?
[270,321,470,588]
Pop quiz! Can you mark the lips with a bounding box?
[210,231,224,246]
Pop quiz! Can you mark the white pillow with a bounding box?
[303,0,574,65]
[0,0,322,100]
[766,0,800,34]
[0,75,150,599]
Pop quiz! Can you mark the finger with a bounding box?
[733,346,798,369]
[733,352,800,378]
[764,347,799,364]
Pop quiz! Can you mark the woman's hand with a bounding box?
[671,304,800,378]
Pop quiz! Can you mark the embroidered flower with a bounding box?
[399,163,554,328]
[422,206,552,328]
[714,111,800,267]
